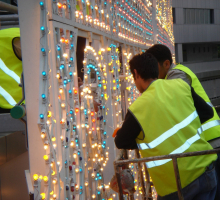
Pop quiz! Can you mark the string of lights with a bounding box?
[32,0,174,199]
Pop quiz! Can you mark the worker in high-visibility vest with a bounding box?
[114,53,217,200]
[146,44,220,199]
[0,28,22,112]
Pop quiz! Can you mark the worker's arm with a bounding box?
[191,87,214,123]
[167,69,192,85]
[114,111,141,149]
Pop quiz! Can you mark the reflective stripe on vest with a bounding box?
[0,86,17,106]
[0,58,20,84]
[139,111,198,150]
[207,102,213,107]
[140,119,220,152]
[145,127,203,168]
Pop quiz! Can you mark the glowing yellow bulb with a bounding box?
[43,155,49,160]
[107,47,111,51]
[92,194,96,198]
[39,175,43,180]
[102,80,105,83]
[103,85,106,90]
[47,111,52,118]
[33,174,38,181]
[98,51,101,55]
[52,137,56,142]
[51,171,55,175]
[43,176,48,182]
[41,193,46,199]
[50,190,54,195]
[85,181,88,186]
[75,168,79,173]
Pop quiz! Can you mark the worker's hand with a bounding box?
[112,127,120,138]
[93,100,101,112]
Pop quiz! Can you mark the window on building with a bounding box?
[172,8,176,24]
[181,43,220,63]
[184,8,214,24]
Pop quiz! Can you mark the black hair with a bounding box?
[129,53,158,80]
[146,44,173,65]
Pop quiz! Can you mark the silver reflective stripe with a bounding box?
[146,159,171,168]
[202,120,220,132]
[140,111,198,150]
[0,58,20,84]
[146,128,201,169]
[207,102,213,107]
[0,86,16,106]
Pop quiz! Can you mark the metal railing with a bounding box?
[114,148,220,200]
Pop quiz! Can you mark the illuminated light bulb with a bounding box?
[91,112,94,116]
[85,181,88,186]
[43,176,48,182]
[60,118,65,124]
[57,2,62,8]
[75,168,79,173]
[52,137,56,142]
[44,142,49,150]
[50,191,53,195]
[73,153,77,158]
[75,108,79,113]
[59,88,63,94]
[61,103,65,108]
[51,171,55,176]
[43,155,49,161]
[75,185,79,190]
[92,194,96,199]
[52,178,57,184]
[82,143,86,147]
[70,141,74,147]
[47,111,52,118]
[63,53,68,58]
[92,119,95,123]
[74,89,77,94]
[33,174,39,181]
[41,193,46,199]
[56,73,60,79]
[91,173,95,178]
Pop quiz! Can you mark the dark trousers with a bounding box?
[215,153,220,200]
[158,163,217,200]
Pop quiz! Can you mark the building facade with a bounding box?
[172,0,220,113]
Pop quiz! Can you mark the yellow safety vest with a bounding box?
[0,28,22,109]
[129,79,217,196]
[168,64,220,142]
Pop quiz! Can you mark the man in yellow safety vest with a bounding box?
[146,44,220,199]
[114,53,217,200]
[0,28,22,113]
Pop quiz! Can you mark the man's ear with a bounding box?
[134,69,138,79]
[163,60,171,70]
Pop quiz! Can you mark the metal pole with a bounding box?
[144,164,152,199]
[0,14,19,21]
[172,158,184,200]
[115,148,220,165]
[135,149,147,200]
[0,2,18,14]
[114,161,124,200]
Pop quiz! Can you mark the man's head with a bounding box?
[146,44,173,79]
[129,53,158,93]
